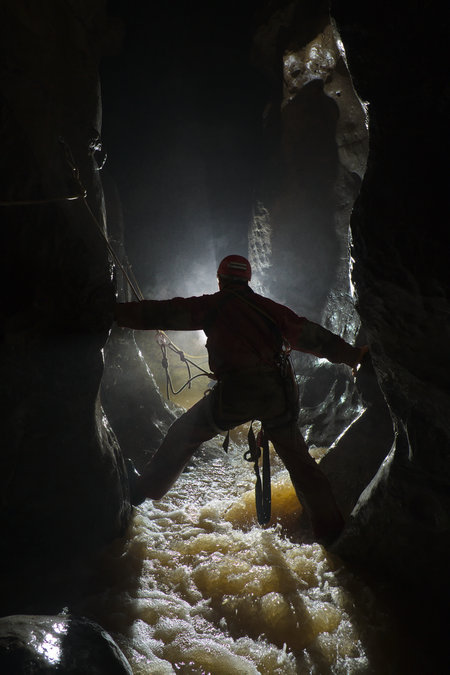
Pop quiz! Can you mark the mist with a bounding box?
[101,1,265,304]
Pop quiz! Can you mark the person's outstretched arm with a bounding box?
[292,319,368,370]
[114,301,145,329]
[114,295,216,331]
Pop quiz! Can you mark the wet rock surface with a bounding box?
[101,326,175,470]
[0,614,132,675]
[250,5,368,325]
[330,1,450,604]
[320,353,394,518]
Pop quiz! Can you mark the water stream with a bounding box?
[78,428,402,675]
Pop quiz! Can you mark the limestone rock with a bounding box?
[320,353,394,517]
[248,2,372,461]
[99,174,176,469]
[330,1,450,604]
[0,614,132,675]
[101,326,175,469]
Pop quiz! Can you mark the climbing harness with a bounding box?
[245,422,271,525]
[205,287,298,523]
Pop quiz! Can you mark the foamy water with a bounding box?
[81,435,391,674]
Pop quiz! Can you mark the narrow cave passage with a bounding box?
[92,6,417,675]
[1,2,447,673]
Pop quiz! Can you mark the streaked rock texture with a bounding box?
[250,0,449,636]
[99,174,176,470]
[0,0,130,613]
[330,1,450,604]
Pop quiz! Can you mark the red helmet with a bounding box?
[217,255,251,281]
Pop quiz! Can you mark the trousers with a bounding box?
[135,368,344,541]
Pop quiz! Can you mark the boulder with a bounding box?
[0,614,132,675]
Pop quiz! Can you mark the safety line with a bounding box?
[62,137,214,391]
[0,194,85,206]
[2,135,211,395]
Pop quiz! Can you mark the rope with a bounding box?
[0,136,144,301]
[67,138,214,397]
[0,194,85,206]
[156,331,214,399]
[57,136,146,303]
[82,195,144,302]
[2,135,211,396]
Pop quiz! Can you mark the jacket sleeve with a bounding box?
[263,298,362,368]
[114,295,215,331]
[290,319,362,368]
[114,301,145,329]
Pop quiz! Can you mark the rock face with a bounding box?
[101,326,175,469]
[99,174,176,470]
[320,354,394,518]
[251,0,450,627]
[250,1,368,322]
[0,1,130,613]
[329,1,450,604]
[0,614,132,675]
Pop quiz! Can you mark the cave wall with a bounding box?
[249,0,450,611]
[0,1,131,612]
[329,2,450,603]
[249,0,368,327]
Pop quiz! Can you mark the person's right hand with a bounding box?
[352,344,369,377]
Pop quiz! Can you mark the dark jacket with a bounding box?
[115,282,361,377]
